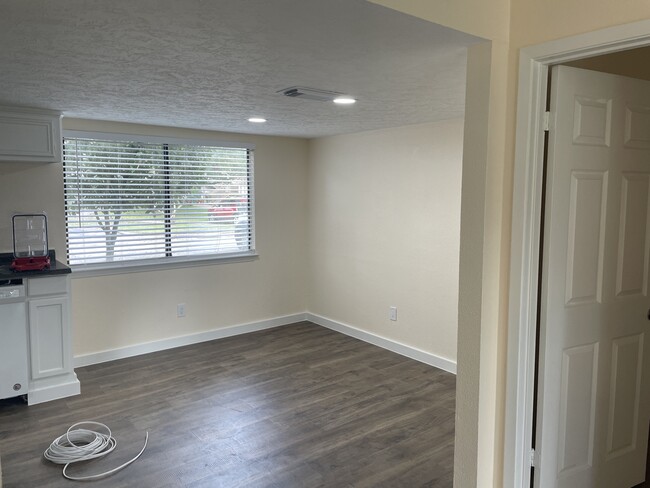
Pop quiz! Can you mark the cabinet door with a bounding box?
[28,297,70,379]
[0,110,62,163]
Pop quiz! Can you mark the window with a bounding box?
[63,132,254,270]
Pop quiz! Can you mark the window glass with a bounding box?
[63,135,254,268]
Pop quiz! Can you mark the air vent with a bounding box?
[278,86,345,102]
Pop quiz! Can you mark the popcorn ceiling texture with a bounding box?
[0,0,480,138]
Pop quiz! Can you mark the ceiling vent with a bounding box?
[278,86,345,102]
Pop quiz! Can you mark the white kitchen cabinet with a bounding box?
[28,297,70,379]
[0,107,62,163]
[26,275,79,405]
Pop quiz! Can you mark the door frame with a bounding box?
[505,19,650,488]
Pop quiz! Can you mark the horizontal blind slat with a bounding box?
[64,135,254,266]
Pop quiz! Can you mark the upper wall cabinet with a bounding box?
[0,107,62,163]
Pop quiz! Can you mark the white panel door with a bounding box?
[536,65,650,488]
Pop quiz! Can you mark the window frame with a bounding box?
[63,130,258,277]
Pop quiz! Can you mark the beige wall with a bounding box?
[511,0,650,48]
[307,120,463,363]
[0,116,467,362]
[0,119,309,357]
[0,116,467,363]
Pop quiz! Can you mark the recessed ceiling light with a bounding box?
[248,117,266,123]
[333,97,356,105]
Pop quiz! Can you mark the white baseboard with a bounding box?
[73,312,456,375]
[74,313,308,368]
[305,313,457,374]
[28,376,81,405]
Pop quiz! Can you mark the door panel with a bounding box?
[615,173,650,297]
[558,342,599,476]
[624,105,650,149]
[565,171,608,305]
[607,334,644,458]
[572,97,612,146]
[536,65,650,488]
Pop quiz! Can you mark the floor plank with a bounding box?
[0,322,455,487]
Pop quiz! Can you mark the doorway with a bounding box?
[505,19,650,488]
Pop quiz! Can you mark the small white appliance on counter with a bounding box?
[11,214,51,272]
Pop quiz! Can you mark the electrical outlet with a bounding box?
[177,303,186,318]
[389,306,397,321]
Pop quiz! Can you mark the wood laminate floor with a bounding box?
[0,322,456,488]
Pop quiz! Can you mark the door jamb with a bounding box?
[504,19,650,488]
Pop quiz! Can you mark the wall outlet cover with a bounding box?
[389,306,397,321]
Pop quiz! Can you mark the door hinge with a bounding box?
[543,111,551,132]
[529,448,536,467]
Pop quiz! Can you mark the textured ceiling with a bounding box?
[0,0,481,138]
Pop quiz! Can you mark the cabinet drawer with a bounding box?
[28,276,68,296]
[0,109,62,163]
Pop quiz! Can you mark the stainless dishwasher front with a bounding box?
[0,281,28,400]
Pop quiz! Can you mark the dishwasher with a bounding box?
[0,279,28,400]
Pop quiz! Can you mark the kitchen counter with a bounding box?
[0,251,71,281]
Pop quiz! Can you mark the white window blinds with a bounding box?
[63,135,254,267]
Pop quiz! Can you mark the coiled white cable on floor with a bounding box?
[44,421,149,481]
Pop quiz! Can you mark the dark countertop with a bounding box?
[0,250,71,282]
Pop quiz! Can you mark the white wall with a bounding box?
[307,119,463,364]
[0,119,309,357]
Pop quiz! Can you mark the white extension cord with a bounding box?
[43,421,149,481]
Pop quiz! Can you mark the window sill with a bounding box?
[70,251,259,278]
